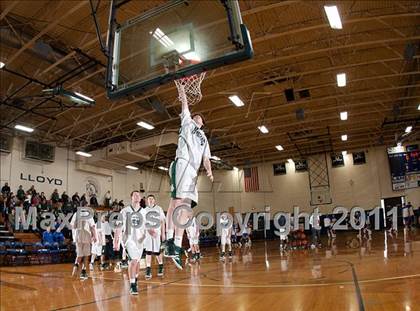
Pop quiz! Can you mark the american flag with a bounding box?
[244,167,259,192]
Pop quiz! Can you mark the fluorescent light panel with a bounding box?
[74,92,94,102]
[137,121,155,130]
[228,95,244,107]
[275,145,284,151]
[341,134,348,141]
[405,126,412,133]
[158,166,169,171]
[417,104,420,110]
[14,124,34,133]
[340,111,348,120]
[210,156,221,161]
[125,165,139,170]
[151,28,174,48]
[324,5,343,29]
[337,73,346,87]
[258,125,269,134]
[0,61,5,69]
[76,151,92,157]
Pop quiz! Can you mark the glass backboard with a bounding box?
[107,0,253,99]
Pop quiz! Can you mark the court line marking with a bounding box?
[347,261,365,311]
[89,272,420,288]
[50,267,222,311]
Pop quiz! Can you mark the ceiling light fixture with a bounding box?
[336,73,346,87]
[228,95,245,107]
[137,121,155,130]
[125,165,139,170]
[258,125,269,134]
[76,151,92,158]
[14,124,34,133]
[324,5,343,29]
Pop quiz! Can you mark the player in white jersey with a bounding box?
[143,194,165,279]
[219,213,233,261]
[70,207,96,280]
[164,84,213,269]
[186,216,201,262]
[90,215,106,271]
[113,191,146,295]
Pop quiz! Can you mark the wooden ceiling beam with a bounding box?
[71,82,420,148]
[0,1,19,21]
[6,1,88,66]
[35,22,420,133]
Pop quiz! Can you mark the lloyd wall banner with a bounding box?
[20,173,63,186]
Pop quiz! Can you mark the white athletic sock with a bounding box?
[167,230,174,240]
[174,236,182,247]
[130,278,135,284]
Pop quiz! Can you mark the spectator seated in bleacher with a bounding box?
[42,227,55,245]
[53,230,65,245]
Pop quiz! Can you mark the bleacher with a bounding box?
[0,222,75,266]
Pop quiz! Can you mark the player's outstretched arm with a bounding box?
[179,84,189,115]
[203,156,213,182]
[90,225,97,243]
[113,228,121,250]
[161,218,166,241]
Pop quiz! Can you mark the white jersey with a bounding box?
[220,217,231,236]
[176,110,211,172]
[402,206,409,218]
[120,205,146,243]
[102,221,112,236]
[143,204,165,235]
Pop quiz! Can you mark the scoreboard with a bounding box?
[388,145,420,190]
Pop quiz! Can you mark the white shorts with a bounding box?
[125,239,144,261]
[91,243,103,256]
[76,243,91,257]
[169,158,198,204]
[144,233,161,253]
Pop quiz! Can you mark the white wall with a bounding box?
[1,137,419,213]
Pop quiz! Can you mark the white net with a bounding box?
[174,72,206,105]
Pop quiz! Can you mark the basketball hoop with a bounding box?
[174,72,206,105]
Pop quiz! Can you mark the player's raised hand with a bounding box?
[207,171,214,182]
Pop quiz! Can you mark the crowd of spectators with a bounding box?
[0,182,127,235]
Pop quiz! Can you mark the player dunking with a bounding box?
[164,84,213,269]
[113,191,146,295]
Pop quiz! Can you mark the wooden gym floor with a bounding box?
[1,230,419,311]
